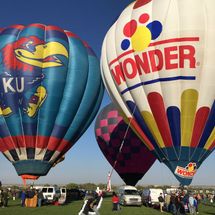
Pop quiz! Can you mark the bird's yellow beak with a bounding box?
[15,41,68,69]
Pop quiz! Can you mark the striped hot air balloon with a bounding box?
[101,0,215,185]
[0,24,104,183]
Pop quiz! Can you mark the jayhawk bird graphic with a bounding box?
[0,36,68,117]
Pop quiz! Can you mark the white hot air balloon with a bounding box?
[101,0,215,185]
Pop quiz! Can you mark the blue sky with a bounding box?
[0,0,214,186]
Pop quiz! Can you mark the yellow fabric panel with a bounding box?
[181,89,198,147]
[204,128,215,150]
[141,111,165,148]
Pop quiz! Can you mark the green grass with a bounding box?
[0,198,214,215]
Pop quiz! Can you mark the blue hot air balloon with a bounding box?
[0,24,104,182]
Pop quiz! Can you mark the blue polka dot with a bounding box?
[146,21,162,40]
[121,39,130,50]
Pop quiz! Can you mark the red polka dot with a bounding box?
[139,13,150,24]
[123,20,137,37]
[134,0,152,9]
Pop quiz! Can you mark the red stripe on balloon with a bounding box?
[149,37,199,47]
[65,31,80,39]
[24,136,37,148]
[0,137,13,151]
[26,23,45,30]
[147,92,173,147]
[9,25,24,30]
[46,25,64,32]
[0,136,72,153]
[55,139,70,152]
[190,107,210,147]
[36,136,50,149]
[129,117,154,150]
[0,136,25,151]
[133,0,152,9]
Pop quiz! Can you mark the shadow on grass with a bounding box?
[202,203,215,208]
[204,213,215,215]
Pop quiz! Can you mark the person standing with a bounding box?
[112,192,120,211]
[158,193,165,213]
[2,189,9,208]
[21,190,26,207]
[0,190,3,207]
[37,190,43,207]
[165,193,171,212]
[188,194,197,215]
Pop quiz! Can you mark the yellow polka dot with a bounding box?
[131,26,151,51]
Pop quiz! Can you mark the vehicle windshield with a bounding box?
[42,188,47,192]
[124,190,139,195]
[48,188,54,193]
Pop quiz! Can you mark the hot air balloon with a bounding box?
[101,0,215,185]
[0,24,104,183]
[95,103,156,186]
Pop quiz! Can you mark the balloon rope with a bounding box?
[109,104,137,178]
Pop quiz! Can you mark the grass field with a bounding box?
[0,198,214,215]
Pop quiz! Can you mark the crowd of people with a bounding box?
[0,187,44,208]
[163,191,214,215]
[21,188,44,207]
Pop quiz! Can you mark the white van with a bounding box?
[142,188,164,206]
[42,186,61,202]
[118,185,142,206]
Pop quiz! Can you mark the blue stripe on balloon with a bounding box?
[126,100,166,161]
[74,82,104,142]
[46,30,68,42]
[22,123,37,136]
[0,28,22,36]
[167,107,181,155]
[0,124,11,137]
[198,101,215,148]
[121,76,196,95]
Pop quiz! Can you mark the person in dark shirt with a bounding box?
[158,193,164,212]
[21,190,26,207]
[37,190,43,207]
[82,197,94,215]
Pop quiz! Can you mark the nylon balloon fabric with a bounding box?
[0,24,104,179]
[101,0,215,185]
[95,103,156,186]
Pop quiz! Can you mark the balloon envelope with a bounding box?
[101,0,215,185]
[95,103,156,186]
[0,24,104,179]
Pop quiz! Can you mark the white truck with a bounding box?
[118,185,142,206]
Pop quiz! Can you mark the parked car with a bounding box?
[141,188,164,206]
[118,185,142,206]
[67,189,85,201]
[42,186,61,203]
[58,187,67,204]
